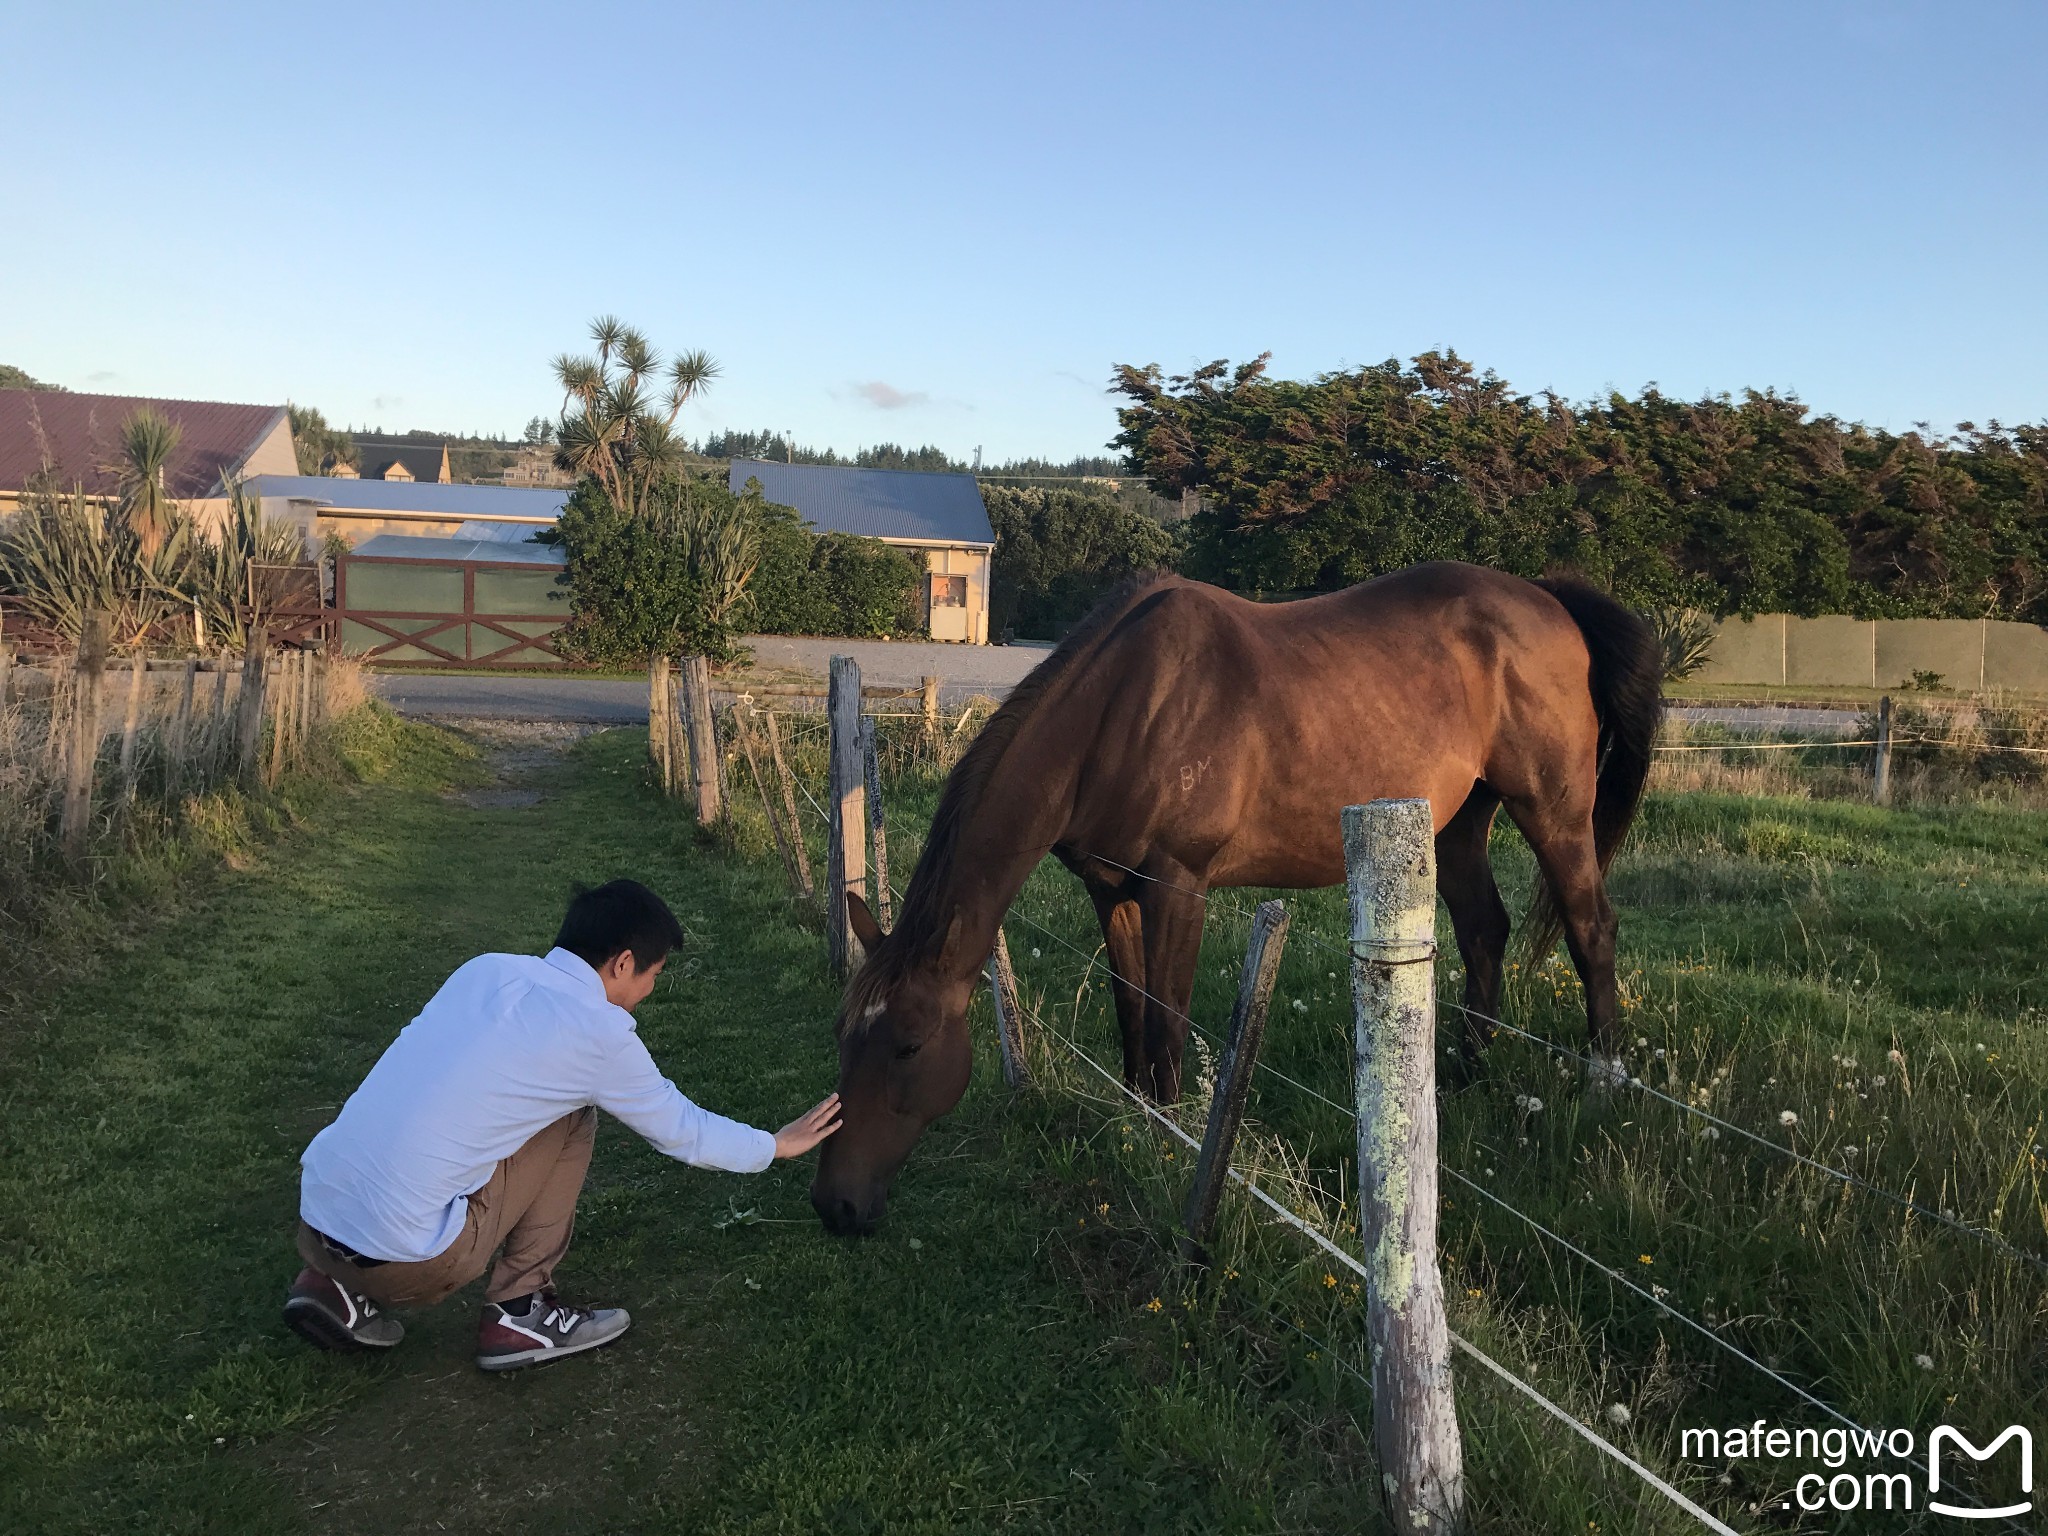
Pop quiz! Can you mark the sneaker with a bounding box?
[283,1267,404,1351]
[475,1292,631,1372]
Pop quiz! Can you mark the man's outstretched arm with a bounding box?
[596,1032,837,1171]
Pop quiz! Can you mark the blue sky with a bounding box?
[3,2,2043,460]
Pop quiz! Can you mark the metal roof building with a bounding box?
[730,459,995,546]
[0,389,296,513]
[729,459,995,642]
[246,474,569,547]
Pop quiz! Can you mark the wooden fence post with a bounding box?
[921,674,940,746]
[678,655,722,825]
[987,928,1029,1088]
[1873,694,1893,806]
[118,654,147,802]
[267,653,293,787]
[860,715,893,930]
[1180,899,1290,1264]
[297,647,315,762]
[648,656,672,791]
[169,657,198,796]
[1344,799,1464,1534]
[0,635,12,711]
[61,611,111,872]
[764,712,813,898]
[237,626,270,788]
[826,655,867,976]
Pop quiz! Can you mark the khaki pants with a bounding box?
[299,1107,596,1308]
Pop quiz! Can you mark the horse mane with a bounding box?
[836,569,1176,1037]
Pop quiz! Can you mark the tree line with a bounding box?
[1110,351,2048,623]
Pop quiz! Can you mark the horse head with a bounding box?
[810,894,979,1235]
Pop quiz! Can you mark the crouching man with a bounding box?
[284,879,840,1372]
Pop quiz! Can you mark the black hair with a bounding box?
[553,880,685,972]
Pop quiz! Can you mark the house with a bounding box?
[337,439,453,483]
[0,389,298,521]
[729,459,996,643]
[245,474,569,548]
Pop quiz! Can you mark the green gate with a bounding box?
[336,535,569,667]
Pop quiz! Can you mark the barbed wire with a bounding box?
[1039,842,2047,1277]
[1037,1007,1746,1535]
[1015,940,1875,1438]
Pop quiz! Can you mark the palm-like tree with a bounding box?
[552,317,721,516]
[116,407,182,559]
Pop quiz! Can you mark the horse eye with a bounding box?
[893,1041,923,1061]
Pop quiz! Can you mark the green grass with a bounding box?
[7,712,2043,1534]
[1,720,1393,1534]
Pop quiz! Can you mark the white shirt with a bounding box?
[301,948,775,1263]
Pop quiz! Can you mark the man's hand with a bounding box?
[773,1094,842,1160]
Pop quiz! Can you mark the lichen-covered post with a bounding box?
[860,715,892,930]
[826,655,867,976]
[647,655,672,790]
[1181,898,1289,1264]
[236,625,269,788]
[1344,799,1465,1534]
[1873,694,1893,806]
[679,655,722,824]
[61,611,111,873]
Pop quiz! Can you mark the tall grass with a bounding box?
[0,653,370,1006]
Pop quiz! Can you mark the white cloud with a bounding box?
[852,380,928,411]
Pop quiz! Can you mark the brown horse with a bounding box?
[811,561,1662,1235]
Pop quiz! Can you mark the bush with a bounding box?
[982,485,1175,639]
[551,476,760,665]
[742,496,922,638]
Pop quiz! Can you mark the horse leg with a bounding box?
[1087,881,1150,1089]
[1134,861,1207,1103]
[1499,795,1620,1064]
[1436,782,1509,1075]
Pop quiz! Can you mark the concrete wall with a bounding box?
[1695,614,2048,693]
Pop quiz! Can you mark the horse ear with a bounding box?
[847,893,886,951]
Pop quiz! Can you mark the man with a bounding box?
[284,879,840,1372]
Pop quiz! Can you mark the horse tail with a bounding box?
[1522,577,1665,961]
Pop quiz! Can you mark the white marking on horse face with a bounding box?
[862,998,886,1024]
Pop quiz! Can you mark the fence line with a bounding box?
[1030,841,2046,1278]
[1041,1007,1743,1536]
[1021,941,1867,1434]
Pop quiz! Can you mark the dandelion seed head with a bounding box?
[1606,1403,1631,1427]
[1779,1109,1799,1128]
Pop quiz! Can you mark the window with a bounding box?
[931,575,967,608]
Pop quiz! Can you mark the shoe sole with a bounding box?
[475,1323,630,1373]
[283,1298,399,1353]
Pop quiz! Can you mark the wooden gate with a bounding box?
[335,539,568,667]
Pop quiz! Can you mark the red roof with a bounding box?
[0,390,287,498]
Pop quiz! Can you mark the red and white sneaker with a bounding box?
[283,1267,404,1351]
[475,1292,631,1372]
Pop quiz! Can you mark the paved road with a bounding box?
[372,641,1864,736]
[370,636,1051,722]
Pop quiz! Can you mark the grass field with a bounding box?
[5,710,2042,1533]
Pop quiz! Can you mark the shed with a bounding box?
[729,459,996,642]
